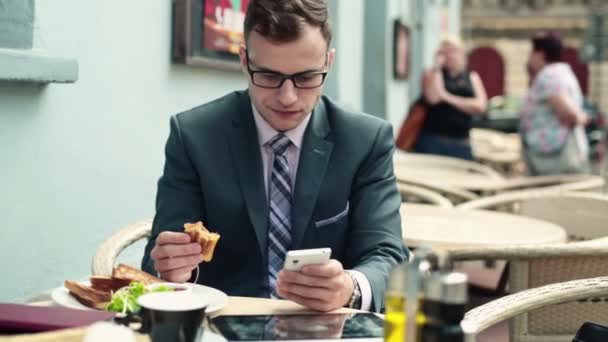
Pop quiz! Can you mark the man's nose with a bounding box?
[277,79,298,106]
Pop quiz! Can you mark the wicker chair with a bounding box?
[91,219,152,276]
[457,191,608,241]
[462,276,608,341]
[393,150,504,179]
[491,174,605,195]
[397,176,479,204]
[449,236,608,342]
[397,183,453,208]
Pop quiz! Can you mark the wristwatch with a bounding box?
[346,271,362,309]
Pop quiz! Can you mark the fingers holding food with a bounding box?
[183,221,220,262]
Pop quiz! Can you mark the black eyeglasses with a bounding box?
[245,50,328,89]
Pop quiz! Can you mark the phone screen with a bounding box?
[211,313,384,341]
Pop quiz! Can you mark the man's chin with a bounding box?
[267,114,305,132]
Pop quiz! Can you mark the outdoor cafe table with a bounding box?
[2,297,359,342]
[401,203,568,249]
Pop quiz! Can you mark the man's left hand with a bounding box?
[276,259,354,312]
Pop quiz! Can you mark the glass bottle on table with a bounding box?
[384,251,430,342]
[420,271,468,342]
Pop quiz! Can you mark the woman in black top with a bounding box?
[414,37,488,160]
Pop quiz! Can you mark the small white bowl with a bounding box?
[146,282,192,294]
[137,291,207,312]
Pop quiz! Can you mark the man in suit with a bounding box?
[142,0,407,312]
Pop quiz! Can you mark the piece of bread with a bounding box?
[89,276,132,293]
[111,264,163,285]
[184,221,220,262]
[64,281,111,310]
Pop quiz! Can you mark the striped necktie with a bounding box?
[267,133,292,297]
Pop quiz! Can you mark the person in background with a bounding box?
[519,32,589,175]
[414,36,488,160]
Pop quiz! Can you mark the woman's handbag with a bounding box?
[396,99,427,151]
[524,126,590,175]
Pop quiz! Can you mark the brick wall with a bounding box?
[589,62,608,112]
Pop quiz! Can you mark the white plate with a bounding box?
[51,281,228,314]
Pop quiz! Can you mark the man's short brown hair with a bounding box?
[244,0,332,46]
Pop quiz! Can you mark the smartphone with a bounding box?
[283,248,332,271]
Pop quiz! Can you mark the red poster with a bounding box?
[203,0,249,55]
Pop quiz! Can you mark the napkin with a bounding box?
[0,303,115,333]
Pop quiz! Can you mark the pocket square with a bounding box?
[315,202,350,228]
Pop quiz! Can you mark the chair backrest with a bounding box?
[462,277,608,339]
[456,193,608,342]
[459,192,608,240]
[512,195,608,342]
[510,256,608,341]
[451,239,608,342]
[396,178,479,204]
[91,219,152,276]
[394,151,504,180]
[498,174,605,194]
[396,183,453,208]
[519,193,608,241]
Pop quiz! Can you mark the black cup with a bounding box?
[137,292,207,342]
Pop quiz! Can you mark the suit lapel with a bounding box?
[227,91,269,255]
[291,99,334,248]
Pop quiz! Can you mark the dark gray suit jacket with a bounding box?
[142,91,407,311]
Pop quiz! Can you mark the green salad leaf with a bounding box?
[105,281,175,314]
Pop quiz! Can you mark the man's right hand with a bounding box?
[150,231,203,283]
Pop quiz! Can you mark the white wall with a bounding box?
[0,0,246,302]
[333,0,364,112]
[385,0,411,132]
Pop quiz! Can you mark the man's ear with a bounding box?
[327,47,336,70]
[239,45,248,75]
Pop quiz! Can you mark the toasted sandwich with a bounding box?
[64,281,111,310]
[111,264,163,285]
[184,221,220,262]
[89,276,132,293]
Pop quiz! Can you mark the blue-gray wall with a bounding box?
[0,0,246,302]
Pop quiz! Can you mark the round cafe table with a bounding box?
[401,203,568,250]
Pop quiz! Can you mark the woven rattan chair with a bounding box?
[397,183,453,208]
[492,174,605,195]
[91,219,152,276]
[397,176,479,204]
[393,150,504,179]
[462,276,608,341]
[457,191,608,240]
[449,237,608,342]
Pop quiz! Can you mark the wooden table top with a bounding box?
[401,203,568,249]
